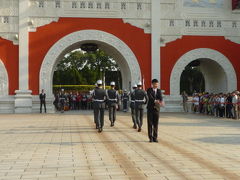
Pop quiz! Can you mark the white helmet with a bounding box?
[110,81,115,86]
[133,84,137,88]
[97,80,103,85]
[137,81,142,86]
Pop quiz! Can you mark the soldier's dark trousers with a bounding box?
[109,106,116,123]
[94,108,105,128]
[135,108,143,129]
[123,100,128,110]
[147,109,159,140]
[40,101,46,113]
[60,101,64,113]
[131,108,137,126]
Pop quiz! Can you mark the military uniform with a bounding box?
[130,89,137,128]
[134,88,148,132]
[59,93,66,113]
[122,92,129,112]
[107,89,119,126]
[135,89,148,132]
[92,86,107,132]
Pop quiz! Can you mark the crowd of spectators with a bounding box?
[53,90,93,111]
[182,91,240,119]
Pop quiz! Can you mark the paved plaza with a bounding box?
[0,111,240,180]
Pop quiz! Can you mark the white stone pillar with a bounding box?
[151,0,161,84]
[15,0,32,113]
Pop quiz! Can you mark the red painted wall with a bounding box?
[161,36,240,95]
[0,38,19,95]
[232,0,240,10]
[29,18,151,95]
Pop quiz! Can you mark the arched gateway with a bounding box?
[170,48,237,96]
[0,60,9,96]
[1,1,240,113]
[39,30,141,97]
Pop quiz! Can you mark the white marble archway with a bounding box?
[39,30,141,96]
[170,48,237,95]
[0,60,9,96]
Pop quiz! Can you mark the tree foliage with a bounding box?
[180,65,205,95]
[53,49,121,88]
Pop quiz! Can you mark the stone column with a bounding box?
[14,0,32,113]
[151,0,161,84]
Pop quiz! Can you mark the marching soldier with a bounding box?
[107,81,120,127]
[92,80,107,133]
[130,84,137,129]
[147,79,163,143]
[122,90,129,112]
[39,89,46,113]
[59,89,66,113]
[135,81,148,132]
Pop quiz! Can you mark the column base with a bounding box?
[14,90,32,114]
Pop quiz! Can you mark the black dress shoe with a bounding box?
[98,128,102,133]
[138,128,141,132]
[149,138,153,143]
[133,125,137,129]
[153,139,158,143]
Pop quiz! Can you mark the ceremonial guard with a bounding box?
[122,90,129,112]
[92,80,107,133]
[106,81,120,127]
[134,82,148,132]
[130,84,137,129]
[59,89,66,113]
[147,79,163,143]
[39,89,46,113]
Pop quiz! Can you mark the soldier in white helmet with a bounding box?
[106,81,120,126]
[92,80,107,133]
[134,81,148,132]
[59,89,66,113]
[130,84,138,129]
[122,89,129,112]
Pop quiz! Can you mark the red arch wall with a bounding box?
[2,19,240,96]
[0,38,18,95]
[161,36,240,95]
[29,18,152,95]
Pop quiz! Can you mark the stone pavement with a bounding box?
[0,111,240,180]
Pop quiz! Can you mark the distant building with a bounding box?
[0,0,239,113]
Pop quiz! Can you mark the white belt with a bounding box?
[131,100,135,102]
[93,99,105,102]
[135,100,145,102]
[109,99,117,101]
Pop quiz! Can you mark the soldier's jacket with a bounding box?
[130,90,136,109]
[134,89,149,109]
[59,93,66,103]
[107,89,119,107]
[92,87,107,109]
[122,93,129,101]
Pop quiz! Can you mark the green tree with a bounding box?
[180,65,205,95]
[53,49,121,88]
